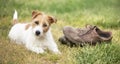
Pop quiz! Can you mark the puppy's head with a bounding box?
[27,10,57,37]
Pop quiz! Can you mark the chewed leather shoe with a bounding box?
[59,25,112,47]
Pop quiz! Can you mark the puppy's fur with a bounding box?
[8,10,60,54]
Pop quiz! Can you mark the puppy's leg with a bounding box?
[48,41,61,54]
[46,31,61,54]
[28,46,44,54]
[25,42,44,54]
[48,46,61,54]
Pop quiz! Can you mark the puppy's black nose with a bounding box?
[35,31,40,36]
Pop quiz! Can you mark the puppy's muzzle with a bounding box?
[35,30,41,36]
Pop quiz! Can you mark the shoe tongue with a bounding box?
[85,25,96,29]
[86,25,93,28]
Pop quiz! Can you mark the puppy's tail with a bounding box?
[13,10,18,25]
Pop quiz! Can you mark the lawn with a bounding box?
[0,0,120,64]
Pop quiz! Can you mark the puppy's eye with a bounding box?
[43,23,47,27]
[35,21,39,25]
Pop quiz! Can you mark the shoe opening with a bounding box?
[95,28,111,38]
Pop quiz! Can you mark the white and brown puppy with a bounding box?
[8,10,61,54]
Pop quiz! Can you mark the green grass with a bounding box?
[0,0,120,64]
[74,43,120,64]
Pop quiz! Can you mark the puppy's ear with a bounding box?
[32,10,42,19]
[48,16,57,24]
[32,11,37,17]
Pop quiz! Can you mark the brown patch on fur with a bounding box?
[13,19,18,25]
[25,24,31,30]
[31,10,57,33]
[43,22,50,33]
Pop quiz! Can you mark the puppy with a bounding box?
[8,10,61,54]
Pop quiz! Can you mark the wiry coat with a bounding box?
[9,10,60,54]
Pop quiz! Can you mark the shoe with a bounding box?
[59,25,112,47]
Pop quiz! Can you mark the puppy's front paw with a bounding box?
[27,46,44,54]
[55,51,61,54]
[34,47,44,54]
[52,49,61,54]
